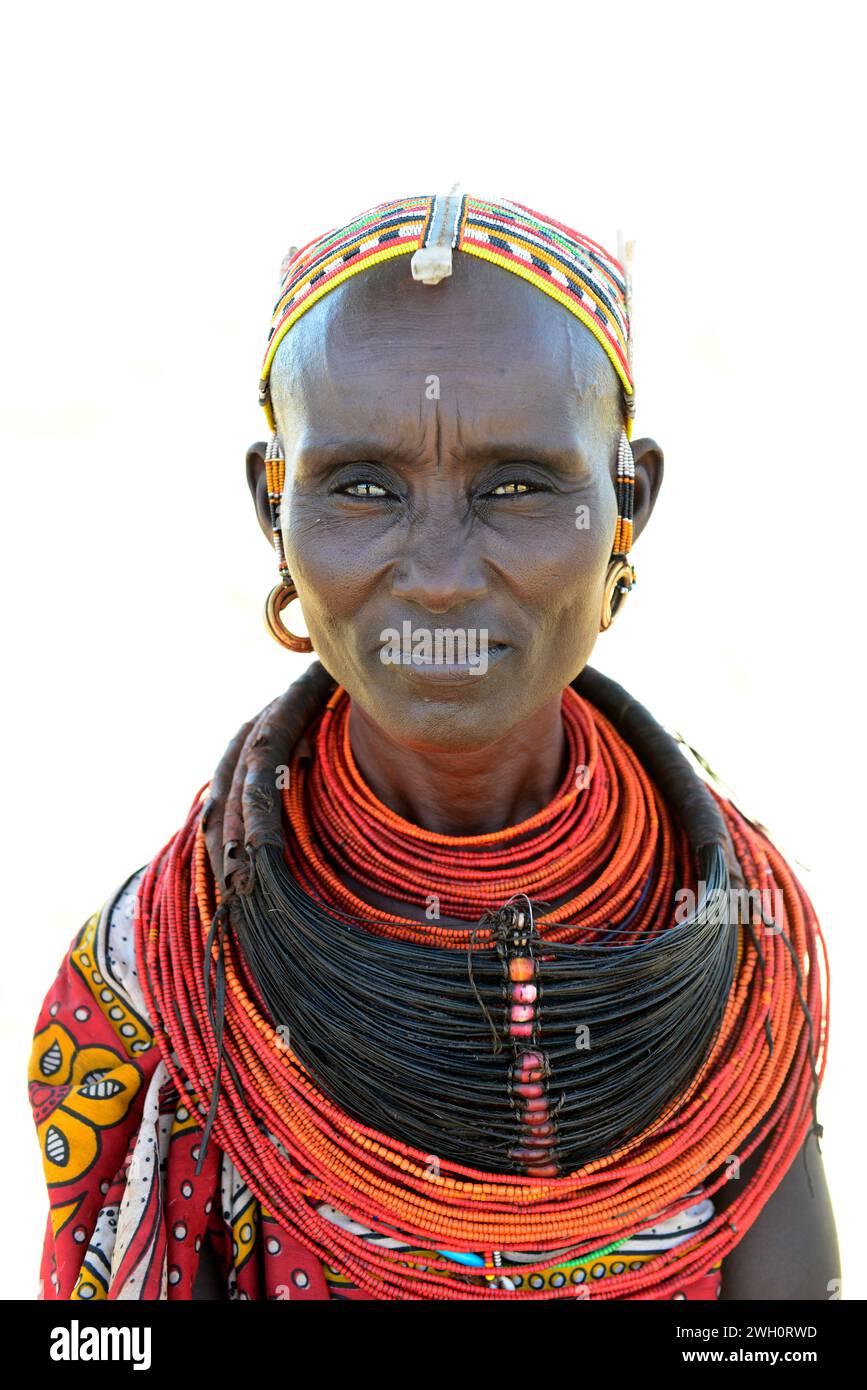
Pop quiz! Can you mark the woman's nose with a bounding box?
[390,536,489,615]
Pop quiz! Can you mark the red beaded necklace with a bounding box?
[285,685,692,944]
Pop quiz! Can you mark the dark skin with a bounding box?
[251,256,661,841]
[233,253,840,1301]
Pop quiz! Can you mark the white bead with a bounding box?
[410,245,453,285]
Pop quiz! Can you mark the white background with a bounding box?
[1,0,863,1300]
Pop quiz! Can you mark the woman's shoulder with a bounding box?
[76,864,153,1024]
[30,863,157,1082]
[101,865,151,1013]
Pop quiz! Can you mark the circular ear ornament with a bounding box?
[264,579,314,653]
[600,559,636,632]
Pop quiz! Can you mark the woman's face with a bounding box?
[262,254,659,752]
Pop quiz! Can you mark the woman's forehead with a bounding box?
[258,194,633,440]
[269,255,621,435]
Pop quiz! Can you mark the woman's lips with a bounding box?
[385,641,512,684]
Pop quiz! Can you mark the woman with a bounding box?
[29,193,838,1301]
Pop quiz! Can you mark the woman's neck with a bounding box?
[347,691,568,837]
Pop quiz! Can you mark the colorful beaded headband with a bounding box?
[259,193,637,594]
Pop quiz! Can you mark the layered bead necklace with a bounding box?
[286,684,690,944]
[137,663,827,1300]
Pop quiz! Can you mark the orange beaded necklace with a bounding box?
[284,684,691,945]
[137,664,828,1300]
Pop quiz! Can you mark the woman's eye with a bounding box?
[337,480,390,498]
[486,480,542,496]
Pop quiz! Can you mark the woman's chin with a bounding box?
[357,661,536,752]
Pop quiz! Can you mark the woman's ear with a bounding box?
[245,441,274,543]
[630,437,664,545]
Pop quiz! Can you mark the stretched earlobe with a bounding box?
[599,431,663,633]
[245,440,274,542]
[628,436,664,546]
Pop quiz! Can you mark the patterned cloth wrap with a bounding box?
[29,871,721,1301]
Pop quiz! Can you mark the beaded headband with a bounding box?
[259,193,637,589]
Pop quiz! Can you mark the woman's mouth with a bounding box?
[374,624,513,682]
[394,644,511,683]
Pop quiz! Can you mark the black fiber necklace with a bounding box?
[206,663,740,1177]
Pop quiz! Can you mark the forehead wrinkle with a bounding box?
[269,256,623,454]
[286,402,438,472]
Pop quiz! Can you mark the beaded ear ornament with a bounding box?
[600,232,637,631]
[600,430,636,631]
[262,435,312,653]
[258,195,638,648]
